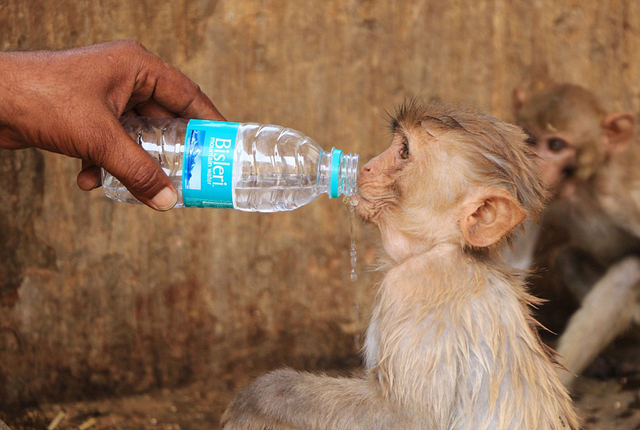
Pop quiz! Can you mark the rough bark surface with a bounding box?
[1,0,640,407]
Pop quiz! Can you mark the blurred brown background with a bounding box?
[1,0,639,411]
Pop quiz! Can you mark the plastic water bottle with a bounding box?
[102,117,359,212]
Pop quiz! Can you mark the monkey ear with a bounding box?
[512,88,527,113]
[459,189,526,248]
[603,112,635,154]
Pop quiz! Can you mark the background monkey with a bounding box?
[511,83,640,388]
[221,102,578,430]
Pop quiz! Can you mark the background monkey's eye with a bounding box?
[548,138,568,152]
[400,141,409,159]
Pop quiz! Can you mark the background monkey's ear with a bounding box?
[460,189,526,248]
[512,88,527,113]
[603,113,635,155]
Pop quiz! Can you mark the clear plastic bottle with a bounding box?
[102,117,359,212]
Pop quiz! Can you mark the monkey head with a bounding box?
[357,101,546,261]
[513,84,634,198]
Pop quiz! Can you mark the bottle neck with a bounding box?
[319,148,359,198]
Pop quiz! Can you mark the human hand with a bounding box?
[0,40,225,211]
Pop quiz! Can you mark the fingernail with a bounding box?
[151,187,178,211]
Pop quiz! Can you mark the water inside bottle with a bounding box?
[233,174,324,212]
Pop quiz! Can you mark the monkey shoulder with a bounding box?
[600,170,640,238]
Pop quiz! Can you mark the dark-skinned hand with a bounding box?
[0,40,225,210]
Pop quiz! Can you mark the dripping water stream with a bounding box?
[349,203,358,282]
[344,195,359,282]
[345,195,361,349]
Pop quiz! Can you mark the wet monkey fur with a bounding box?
[222,101,578,430]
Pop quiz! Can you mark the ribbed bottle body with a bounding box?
[232,123,325,212]
[102,118,358,212]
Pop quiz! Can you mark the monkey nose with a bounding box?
[359,166,372,181]
[357,165,370,187]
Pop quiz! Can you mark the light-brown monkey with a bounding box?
[511,83,640,388]
[221,101,578,430]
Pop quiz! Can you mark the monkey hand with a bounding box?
[222,370,300,430]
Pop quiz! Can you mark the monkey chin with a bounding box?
[353,184,398,226]
[352,194,379,223]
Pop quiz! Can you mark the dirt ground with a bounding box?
[571,334,640,430]
[2,333,640,430]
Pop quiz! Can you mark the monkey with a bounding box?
[221,101,579,430]
[502,86,582,271]
[509,83,640,388]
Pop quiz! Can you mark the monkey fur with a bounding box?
[511,83,640,388]
[222,101,578,430]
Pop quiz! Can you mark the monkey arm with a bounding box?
[556,256,640,387]
[221,368,412,430]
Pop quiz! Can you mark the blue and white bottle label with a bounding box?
[182,120,239,208]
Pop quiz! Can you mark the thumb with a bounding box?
[94,116,178,211]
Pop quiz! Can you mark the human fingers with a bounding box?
[88,114,177,211]
[138,53,226,121]
[133,100,177,118]
[77,160,102,191]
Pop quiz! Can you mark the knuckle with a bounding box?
[183,89,201,113]
[177,83,205,117]
[190,81,203,94]
[116,39,148,53]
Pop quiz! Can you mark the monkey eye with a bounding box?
[400,141,410,159]
[548,138,568,152]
